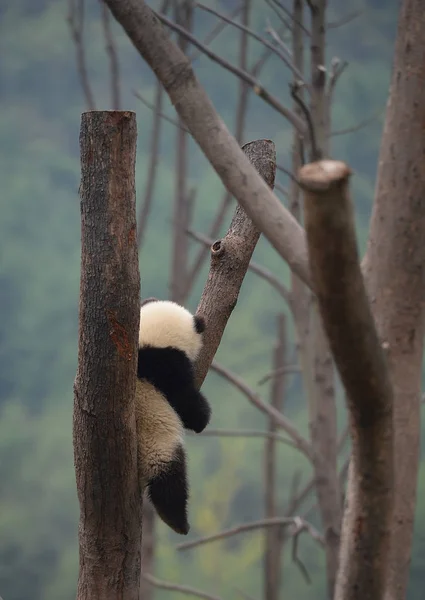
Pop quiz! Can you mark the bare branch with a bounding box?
[133,89,189,133]
[197,2,308,84]
[328,58,349,98]
[265,21,292,59]
[184,0,251,295]
[170,0,193,304]
[276,162,300,185]
[330,108,384,137]
[177,516,324,551]
[188,428,296,448]
[264,315,286,600]
[258,364,301,386]
[67,0,96,110]
[290,82,318,160]
[100,0,121,109]
[194,139,281,386]
[154,11,306,132]
[136,84,164,249]
[104,0,312,289]
[189,3,243,62]
[267,0,311,36]
[327,10,362,29]
[142,574,222,600]
[300,159,394,600]
[250,23,286,76]
[211,361,314,462]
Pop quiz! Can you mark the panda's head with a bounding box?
[139,299,205,363]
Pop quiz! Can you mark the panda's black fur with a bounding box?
[136,298,211,535]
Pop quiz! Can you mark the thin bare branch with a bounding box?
[211,360,314,461]
[154,10,306,132]
[104,0,312,288]
[327,10,362,29]
[189,3,243,62]
[170,0,193,304]
[133,89,189,133]
[290,82,318,160]
[258,364,301,386]
[264,315,286,600]
[142,574,222,600]
[264,0,294,34]
[197,2,307,84]
[276,162,300,185]
[268,0,311,35]
[328,58,349,98]
[177,516,324,551]
[67,0,96,110]
[274,181,289,197]
[183,0,251,295]
[265,21,293,59]
[100,0,121,109]
[250,23,286,76]
[136,84,165,249]
[188,428,296,448]
[330,108,384,137]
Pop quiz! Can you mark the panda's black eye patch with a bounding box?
[194,315,205,334]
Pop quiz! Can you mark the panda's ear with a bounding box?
[141,296,159,307]
[194,315,206,334]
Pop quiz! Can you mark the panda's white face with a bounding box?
[139,300,204,363]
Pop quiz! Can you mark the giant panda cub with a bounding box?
[136,298,211,535]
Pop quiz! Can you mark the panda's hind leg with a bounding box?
[147,444,190,535]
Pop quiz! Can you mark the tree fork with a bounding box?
[73,110,142,600]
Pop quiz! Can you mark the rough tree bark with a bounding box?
[363,1,425,596]
[73,110,142,600]
[300,160,394,600]
[195,139,276,388]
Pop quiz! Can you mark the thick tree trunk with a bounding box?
[363,1,425,597]
[73,111,142,600]
[300,161,394,600]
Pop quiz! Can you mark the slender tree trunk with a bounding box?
[264,315,286,600]
[364,1,425,597]
[73,110,141,600]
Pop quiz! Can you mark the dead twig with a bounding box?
[67,0,96,110]
[211,360,314,462]
[100,0,121,109]
[142,573,222,600]
[154,10,306,132]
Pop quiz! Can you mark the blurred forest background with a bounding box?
[1,0,425,599]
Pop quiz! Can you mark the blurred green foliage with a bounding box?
[1,1,424,599]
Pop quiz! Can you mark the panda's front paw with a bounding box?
[190,396,211,433]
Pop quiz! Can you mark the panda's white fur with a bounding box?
[135,299,211,535]
[135,380,184,485]
[138,300,203,362]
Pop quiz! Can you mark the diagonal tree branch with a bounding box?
[183,0,252,296]
[211,360,314,462]
[142,573,223,600]
[153,11,306,133]
[187,229,291,305]
[177,516,324,551]
[102,0,312,289]
[196,2,308,84]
